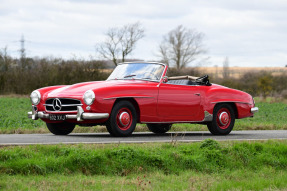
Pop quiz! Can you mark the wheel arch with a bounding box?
[213,102,238,119]
[113,98,141,122]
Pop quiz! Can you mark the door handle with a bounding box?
[194,93,200,96]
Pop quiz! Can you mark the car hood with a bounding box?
[47,80,152,98]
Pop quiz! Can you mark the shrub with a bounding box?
[0,57,110,94]
[257,72,273,98]
[281,90,287,100]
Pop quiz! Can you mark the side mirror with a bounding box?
[162,76,168,83]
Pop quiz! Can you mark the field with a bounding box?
[196,66,287,79]
[0,96,286,134]
[0,139,287,190]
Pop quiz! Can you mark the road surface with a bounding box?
[0,130,286,145]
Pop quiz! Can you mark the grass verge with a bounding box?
[1,169,287,191]
[0,140,287,190]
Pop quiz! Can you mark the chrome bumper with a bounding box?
[28,106,109,121]
[251,107,259,113]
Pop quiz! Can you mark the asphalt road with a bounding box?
[0,130,286,145]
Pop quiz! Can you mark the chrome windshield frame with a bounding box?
[107,62,167,83]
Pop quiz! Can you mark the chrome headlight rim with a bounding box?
[30,90,41,105]
[83,90,95,105]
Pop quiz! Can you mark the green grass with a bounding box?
[235,101,287,130]
[0,140,287,190]
[0,96,46,133]
[1,169,287,190]
[0,96,287,134]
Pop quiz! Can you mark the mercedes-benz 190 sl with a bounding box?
[28,62,258,136]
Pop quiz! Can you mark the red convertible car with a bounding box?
[28,62,258,136]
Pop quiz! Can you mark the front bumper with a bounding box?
[28,106,109,121]
[251,107,259,113]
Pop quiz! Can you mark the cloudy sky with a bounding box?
[0,0,286,67]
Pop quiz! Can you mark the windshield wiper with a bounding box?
[141,77,151,80]
[123,74,136,78]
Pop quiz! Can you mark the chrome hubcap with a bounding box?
[119,112,130,127]
[219,112,229,126]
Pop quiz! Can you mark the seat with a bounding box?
[165,75,211,86]
[166,79,197,85]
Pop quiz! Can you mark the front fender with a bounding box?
[32,85,67,111]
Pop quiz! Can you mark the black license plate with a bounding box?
[49,114,66,121]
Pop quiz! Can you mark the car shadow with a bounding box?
[68,132,242,138]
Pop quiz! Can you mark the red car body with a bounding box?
[28,62,258,136]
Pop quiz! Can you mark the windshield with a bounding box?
[107,63,165,81]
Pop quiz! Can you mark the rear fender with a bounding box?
[204,86,253,119]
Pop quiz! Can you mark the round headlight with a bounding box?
[30,90,41,105]
[83,90,95,105]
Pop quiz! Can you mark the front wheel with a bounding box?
[106,101,137,137]
[147,123,172,134]
[46,122,75,135]
[207,104,235,135]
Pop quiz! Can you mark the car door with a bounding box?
[157,83,202,121]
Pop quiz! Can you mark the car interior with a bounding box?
[165,75,211,86]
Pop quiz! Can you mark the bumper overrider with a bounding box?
[28,106,109,121]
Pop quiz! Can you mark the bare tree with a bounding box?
[96,22,145,66]
[158,25,205,70]
[0,46,10,72]
[222,57,230,78]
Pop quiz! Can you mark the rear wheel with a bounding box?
[147,123,172,134]
[46,122,75,135]
[106,101,137,137]
[207,104,235,135]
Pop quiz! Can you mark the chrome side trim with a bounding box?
[28,106,109,121]
[211,101,251,105]
[251,107,259,113]
[103,96,154,100]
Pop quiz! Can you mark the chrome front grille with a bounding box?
[45,98,82,112]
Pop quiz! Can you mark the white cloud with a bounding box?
[0,0,286,67]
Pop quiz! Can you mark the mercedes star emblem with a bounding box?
[52,98,62,111]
